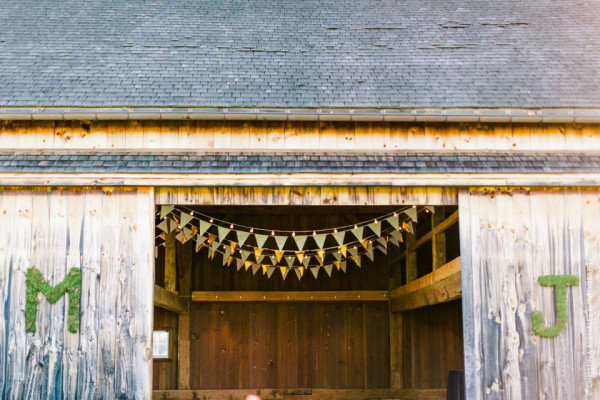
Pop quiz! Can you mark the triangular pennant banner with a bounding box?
[302,256,311,268]
[360,239,370,249]
[262,265,269,275]
[179,212,193,228]
[241,249,251,262]
[251,263,261,275]
[245,261,253,271]
[364,244,374,262]
[323,264,333,277]
[157,220,170,233]
[348,247,358,258]
[405,207,418,222]
[334,260,340,270]
[313,234,328,249]
[376,237,388,254]
[270,255,277,265]
[295,251,305,264]
[310,267,319,279]
[222,246,232,265]
[389,230,401,246]
[368,222,381,237]
[236,230,251,246]
[199,220,212,236]
[425,205,435,214]
[317,249,326,264]
[351,256,361,267]
[340,260,347,273]
[207,233,217,245]
[227,257,234,267]
[217,226,231,242]
[236,258,244,271]
[286,256,295,267]
[386,215,399,230]
[274,250,285,263]
[294,235,308,250]
[255,234,269,248]
[160,205,174,219]
[274,235,288,250]
[267,266,276,278]
[338,245,347,257]
[209,241,219,259]
[354,226,366,241]
[333,251,342,261]
[229,242,237,254]
[280,267,289,280]
[254,247,264,259]
[332,231,346,246]
[295,267,304,280]
[196,235,207,252]
[175,231,184,243]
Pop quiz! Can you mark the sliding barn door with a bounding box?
[0,188,154,399]
[459,188,600,399]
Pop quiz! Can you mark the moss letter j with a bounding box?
[531,274,579,338]
[25,267,82,334]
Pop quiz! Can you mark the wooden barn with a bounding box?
[0,1,599,399]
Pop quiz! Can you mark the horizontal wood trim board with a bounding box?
[401,211,458,258]
[152,388,447,400]
[389,257,462,312]
[191,290,389,302]
[154,284,186,313]
[2,173,600,187]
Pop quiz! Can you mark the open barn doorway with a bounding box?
[152,203,463,400]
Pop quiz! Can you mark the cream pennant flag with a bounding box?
[313,234,327,249]
[333,251,342,261]
[351,256,361,267]
[217,225,231,242]
[285,256,295,267]
[236,230,251,246]
[245,260,253,271]
[254,247,264,260]
[340,260,347,273]
[157,219,171,233]
[199,219,212,236]
[270,255,277,265]
[280,267,290,280]
[386,215,399,230]
[323,264,333,277]
[376,237,388,254]
[241,249,251,262]
[405,207,418,222]
[364,243,374,261]
[295,251,305,264]
[310,266,319,279]
[338,245,347,257]
[274,235,288,250]
[229,242,238,254]
[160,205,174,219]
[274,250,285,263]
[317,249,326,264]
[195,235,207,252]
[236,258,244,271]
[425,205,435,214]
[183,227,193,241]
[348,247,358,258]
[331,231,346,246]
[267,266,276,278]
[154,246,158,259]
[179,212,193,228]
[254,234,269,248]
[209,241,219,259]
[251,263,261,275]
[259,254,269,264]
[368,221,381,237]
[222,246,232,265]
[302,256,311,268]
[175,231,184,243]
[295,267,304,280]
[294,235,308,250]
[389,229,401,246]
[352,226,365,241]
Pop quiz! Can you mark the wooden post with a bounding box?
[177,242,192,390]
[164,232,177,292]
[389,311,403,388]
[405,233,417,283]
[431,207,446,270]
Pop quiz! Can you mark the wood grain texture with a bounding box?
[1,120,599,152]
[459,187,599,399]
[189,302,389,390]
[191,291,388,302]
[0,187,154,399]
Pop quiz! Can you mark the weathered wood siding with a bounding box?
[0,187,154,399]
[1,120,599,151]
[459,188,600,399]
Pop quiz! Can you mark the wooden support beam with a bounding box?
[389,311,403,388]
[390,257,461,312]
[154,284,185,313]
[152,388,447,400]
[191,291,388,302]
[164,232,176,292]
[405,233,417,283]
[176,243,192,390]
[431,207,447,270]
[400,210,458,260]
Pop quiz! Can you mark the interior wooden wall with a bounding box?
[190,301,389,390]
[153,307,179,390]
[401,300,464,389]
[2,120,599,151]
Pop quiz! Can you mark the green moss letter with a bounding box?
[531,274,579,338]
[25,267,82,334]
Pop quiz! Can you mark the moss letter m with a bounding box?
[25,267,82,334]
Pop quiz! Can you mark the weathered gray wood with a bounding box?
[0,188,154,399]
[459,188,596,399]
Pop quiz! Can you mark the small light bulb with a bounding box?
[271,230,275,236]
[230,224,234,229]
[393,212,398,217]
[190,211,194,216]
[313,231,316,236]
[334,228,338,233]
[425,209,430,213]
[292,231,296,237]
[374,219,378,224]
[210,218,214,223]
[354,224,358,229]
[412,205,417,208]
[250,228,254,233]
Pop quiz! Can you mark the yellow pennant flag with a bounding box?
[295,267,304,280]
[360,238,369,249]
[295,251,305,264]
[230,242,237,253]
[274,250,285,263]
[227,257,234,267]
[207,233,217,245]
[244,261,253,271]
[279,267,288,279]
[334,260,341,270]
[254,247,264,259]
[262,265,268,275]
[317,249,325,264]
[338,245,347,257]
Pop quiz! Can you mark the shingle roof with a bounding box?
[1,151,599,173]
[0,0,598,109]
